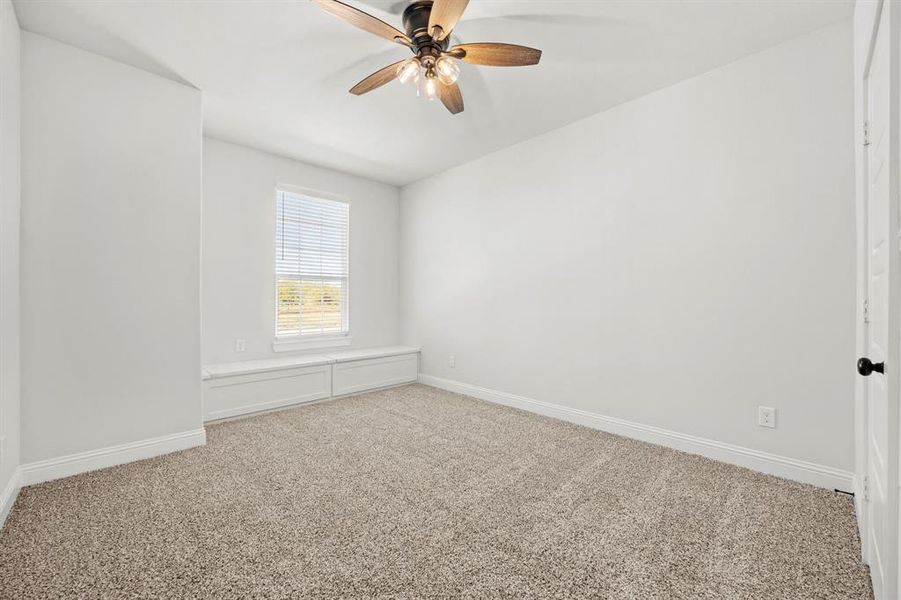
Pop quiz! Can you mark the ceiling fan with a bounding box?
[312,0,542,114]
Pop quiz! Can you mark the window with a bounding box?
[275,188,349,340]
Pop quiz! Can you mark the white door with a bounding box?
[860,2,899,598]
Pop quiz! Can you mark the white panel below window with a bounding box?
[331,354,419,397]
[204,364,332,421]
[202,346,420,422]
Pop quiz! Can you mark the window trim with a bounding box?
[273,184,350,348]
[272,335,353,353]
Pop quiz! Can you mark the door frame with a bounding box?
[855,1,901,598]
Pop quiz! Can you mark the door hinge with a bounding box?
[864,299,871,323]
[864,121,871,146]
[862,475,870,502]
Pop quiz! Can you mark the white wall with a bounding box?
[401,22,856,472]
[0,0,19,501]
[21,33,203,462]
[202,137,400,365]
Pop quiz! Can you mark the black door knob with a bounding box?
[858,357,885,376]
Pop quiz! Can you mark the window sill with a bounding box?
[272,335,352,353]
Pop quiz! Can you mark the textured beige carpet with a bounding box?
[0,384,872,599]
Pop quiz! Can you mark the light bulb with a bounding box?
[397,58,421,85]
[418,70,438,100]
[435,56,460,85]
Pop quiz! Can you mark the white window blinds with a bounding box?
[276,189,349,338]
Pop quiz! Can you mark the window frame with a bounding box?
[272,183,351,353]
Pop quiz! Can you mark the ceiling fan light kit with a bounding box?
[434,55,460,84]
[313,0,542,114]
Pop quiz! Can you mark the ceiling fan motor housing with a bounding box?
[402,0,449,57]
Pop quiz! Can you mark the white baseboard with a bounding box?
[206,394,326,422]
[205,396,333,424]
[18,428,207,487]
[207,382,423,425]
[419,374,854,492]
[0,468,20,529]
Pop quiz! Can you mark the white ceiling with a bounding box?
[13,0,852,186]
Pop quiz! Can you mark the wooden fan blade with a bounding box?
[313,0,412,46]
[428,0,469,41]
[448,43,542,66]
[437,81,464,114]
[349,59,406,95]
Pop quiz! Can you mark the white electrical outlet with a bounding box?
[235,338,246,353]
[758,406,776,429]
[449,355,456,368]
